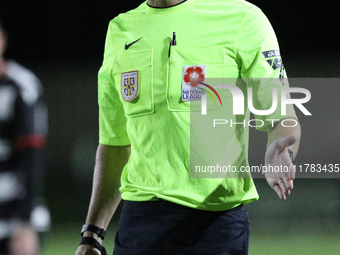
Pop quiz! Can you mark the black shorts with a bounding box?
[113,200,249,255]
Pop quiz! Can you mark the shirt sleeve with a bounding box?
[98,21,131,146]
[236,7,296,131]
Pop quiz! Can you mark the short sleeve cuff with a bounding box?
[255,105,297,131]
[99,135,131,146]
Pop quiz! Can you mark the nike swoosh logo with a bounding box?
[125,37,144,50]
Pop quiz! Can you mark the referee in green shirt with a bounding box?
[76,0,301,254]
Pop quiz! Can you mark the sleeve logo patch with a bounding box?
[262,50,285,85]
[262,50,281,58]
[262,50,282,71]
[121,70,139,102]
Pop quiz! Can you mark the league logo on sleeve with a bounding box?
[262,50,285,85]
[121,71,139,102]
[262,50,282,70]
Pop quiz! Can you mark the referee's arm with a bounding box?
[76,144,130,254]
[264,117,301,200]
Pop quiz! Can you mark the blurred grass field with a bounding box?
[42,222,340,255]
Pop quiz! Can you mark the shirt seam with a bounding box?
[145,0,198,17]
[234,8,255,62]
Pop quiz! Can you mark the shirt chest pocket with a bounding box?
[167,46,236,112]
[112,49,154,117]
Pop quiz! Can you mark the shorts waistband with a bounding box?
[122,199,243,213]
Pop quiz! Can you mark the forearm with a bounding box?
[84,144,130,232]
[267,117,301,159]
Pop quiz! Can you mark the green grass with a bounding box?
[43,223,340,255]
[250,232,340,255]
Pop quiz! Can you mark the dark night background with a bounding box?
[1,1,339,67]
[0,1,339,251]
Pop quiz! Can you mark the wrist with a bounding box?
[81,224,106,241]
[83,232,102,245]
[82,231,99,238]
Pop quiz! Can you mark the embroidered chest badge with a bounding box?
[121,70,139,102]
[182,65,207,101]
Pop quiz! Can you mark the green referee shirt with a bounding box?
[98,0,296,211]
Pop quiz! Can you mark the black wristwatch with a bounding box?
[81,224,106,240]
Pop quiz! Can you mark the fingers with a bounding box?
[265,136,296,200]
[273,185,286,200]
[286,164,295,180]
[274,178,293,200]
[267,176,294,200]
[275,136,297,151]
[283,177,294,190]
[278,179,288,195]
[283,135,297,148]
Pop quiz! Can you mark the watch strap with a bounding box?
[80,237,107,255]
[81,224,106,240]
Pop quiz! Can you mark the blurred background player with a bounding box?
[0,20,50,255]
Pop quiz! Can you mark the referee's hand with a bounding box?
[264,136,296,200]
[75,245,101,255]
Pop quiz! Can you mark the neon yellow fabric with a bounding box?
[98,0,296,211]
